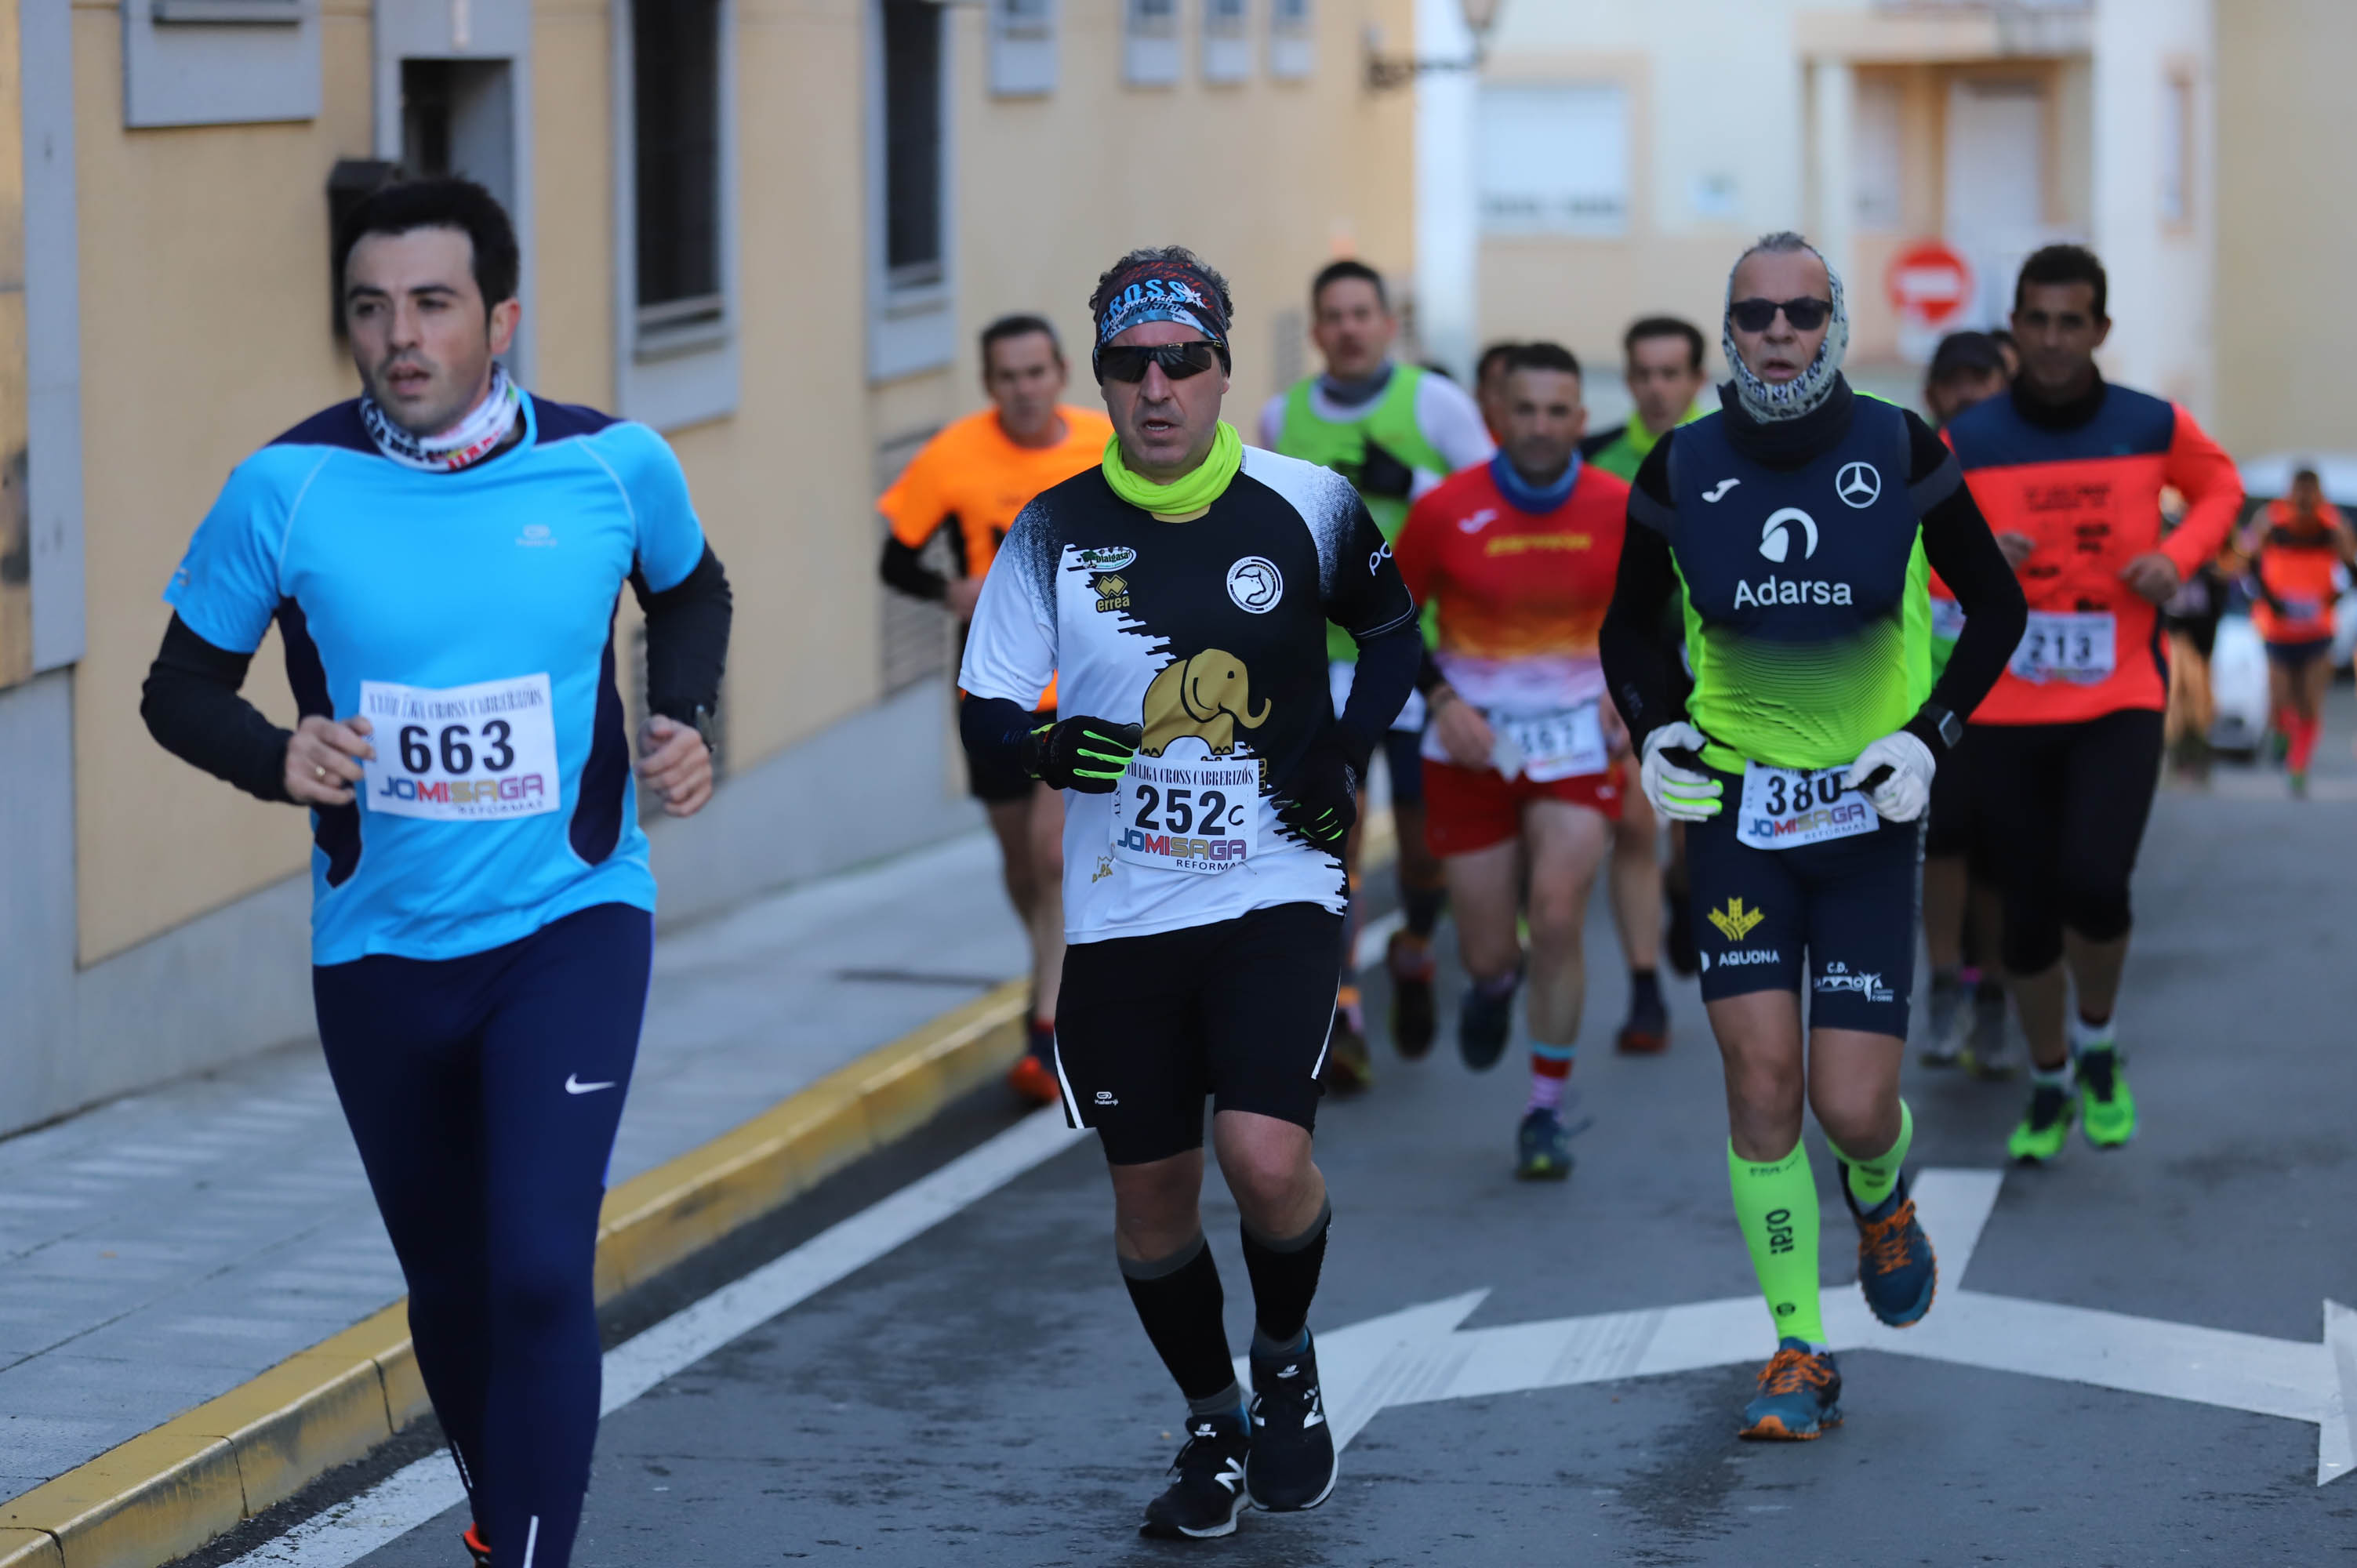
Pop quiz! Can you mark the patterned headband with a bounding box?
[1093,258,1231,349]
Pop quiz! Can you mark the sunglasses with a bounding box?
[1095,341,1229,383]
[1728,296,1834,333]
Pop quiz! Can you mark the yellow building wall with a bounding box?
[70,0,372,964]
[2213,0,2357,458]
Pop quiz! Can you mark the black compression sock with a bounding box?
[1242,1200,1331,1356]
[1119,1235,1238,1404]
[1629,967,1661,1008]
[1403,884,1446,940]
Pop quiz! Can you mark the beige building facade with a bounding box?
[0,0,1414,1136]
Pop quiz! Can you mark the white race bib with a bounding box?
[1494,702,1609,783]
[1737,763,1877,851]
[1111,753,1259,875]
[360,673,561,822]
[2010,611,2115,684]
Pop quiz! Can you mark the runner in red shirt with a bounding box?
[2242,467,2355,794]
[1393,343,1648,1179]
[1944,245,2243,1162]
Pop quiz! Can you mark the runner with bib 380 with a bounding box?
[1600,232,2025,1443]
[140,179,732,1568]
[960,246,1419,1543]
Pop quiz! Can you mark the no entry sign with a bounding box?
[1887,240,1974,328]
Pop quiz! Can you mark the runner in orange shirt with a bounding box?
[878,314,1113,1103]
[1944,246,2244,1161]
[2243,466,2356,795]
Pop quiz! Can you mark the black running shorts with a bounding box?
[1969,709,2165,975]
[1922,724,1996,878]
[1685,772,1923,1039]
[1052,902,1343,1166]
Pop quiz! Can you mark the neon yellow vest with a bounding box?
[1275,365,1451,660]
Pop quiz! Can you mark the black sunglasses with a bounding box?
[1728,296,1833,333]
[1095,341,1229,383]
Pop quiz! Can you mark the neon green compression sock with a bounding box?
[1829,1099,1914,1214]
[1727,1138,1825,1347]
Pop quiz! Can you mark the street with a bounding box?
[212,745,2357,1567]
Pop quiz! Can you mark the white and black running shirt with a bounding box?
[961,445,1417,944]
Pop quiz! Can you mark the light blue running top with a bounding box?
[165,393,706,965]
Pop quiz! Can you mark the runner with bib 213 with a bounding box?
[1600,232,2025,1443]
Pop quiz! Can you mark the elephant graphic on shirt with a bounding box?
[1139,649,1271,757]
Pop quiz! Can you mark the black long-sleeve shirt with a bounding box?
[1598,384,2026,758]
[143,543,735,802]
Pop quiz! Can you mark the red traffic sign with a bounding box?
[1887,241,1974,328]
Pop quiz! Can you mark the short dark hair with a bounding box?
[2014,244,2108,322]
[979,313,1061,371]
[1310,259,1387,313]
[1624,316,1705,372]
[1475,340,1523,383]
[335,176,520,314]
[2294,464,2322,486]
[1505,342,1582,379]
[1927,330,2008,386]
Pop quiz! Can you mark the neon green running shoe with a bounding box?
[2075,1046,2137,1148]
[2007,1082,2076,1163]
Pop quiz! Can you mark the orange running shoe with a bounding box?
[1738,1340,1843,1440]
[1008,1022,1062,1106]
[463,1522,492,1567]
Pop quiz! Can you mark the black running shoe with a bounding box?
[1140,1411,1251,1540]
[1387,929,1439,1059]
[1458,978,1516,1070]
[1248,1333,1338,1512]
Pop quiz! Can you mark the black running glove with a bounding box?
[1023,715,1143,793]
[1273,734,1360,848]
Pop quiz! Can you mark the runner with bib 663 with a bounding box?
[1600,232,2025,1442]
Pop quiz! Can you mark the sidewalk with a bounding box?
[0,831,1027,1504]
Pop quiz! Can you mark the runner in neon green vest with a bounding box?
[1256,260,1494,1086]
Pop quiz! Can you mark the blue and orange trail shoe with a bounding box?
[1739,1340,1843,1440]
[2075,1045,2138,1148]
[1842,1170,1937,1327]
[1140,1410,1251,1540]
[1388,929,1439,1060]
[1516,1107,1574,1180]
[1614,986,1670,1054]
[1248,1332,1338,1512]
[1006,1022,1062,1107]
[463,1522,492,1567]
[2007,1080,2076,1163]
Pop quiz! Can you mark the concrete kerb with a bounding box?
[0,980,1030,1568]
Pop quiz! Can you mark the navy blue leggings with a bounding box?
[314,902,652,1568]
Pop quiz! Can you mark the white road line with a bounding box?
[224,1109,1085,1568]
[1351,910,1405,974]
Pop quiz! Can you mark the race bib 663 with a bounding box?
[360,673,561,822]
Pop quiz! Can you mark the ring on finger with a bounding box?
[314,765,328,781]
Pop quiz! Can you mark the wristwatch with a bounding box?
[1920,702,1963,750]
[690,703,718,757]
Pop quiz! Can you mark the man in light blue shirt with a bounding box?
[143,177,731,1568]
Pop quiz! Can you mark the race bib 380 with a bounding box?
[1111,755,1258,875]
[1737,762,1876,851]
[360,673,561,822]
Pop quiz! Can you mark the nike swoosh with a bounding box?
[564,1074,618,1095]
[1704,478,1741,503]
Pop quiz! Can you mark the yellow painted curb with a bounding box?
[0,978,1028,1568]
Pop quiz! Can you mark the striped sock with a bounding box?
[1527,1043,1574,1112]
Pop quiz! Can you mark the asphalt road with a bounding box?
[249,735,2357,1567]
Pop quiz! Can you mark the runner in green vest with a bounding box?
[1258,260,1494,1087]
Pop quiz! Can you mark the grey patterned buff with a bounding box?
[1722,240,1850,423]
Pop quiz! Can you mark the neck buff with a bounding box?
[1722,248,1850,424]
[1317,361,1395,411]
[1102,421,1244,519]
[361,364,522,473]
[1091,253,1233,378]
[1490,450,1579,514]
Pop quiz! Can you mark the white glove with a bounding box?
[1640,722,1723,822]
[1845,730,1936,822]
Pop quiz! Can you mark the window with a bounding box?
[869,0,953,379]
[1270,0,1312,80]
[2159,71,2193,227]
[1126,0,1181,88]
[1477,85,1629,238]
[990,0,1057,96]
[1204,0,1251,84]
[635,0,726,347]
[124,0,320,127]
[884,0,945,287]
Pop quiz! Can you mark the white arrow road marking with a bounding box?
[1291,1168,2353,1486]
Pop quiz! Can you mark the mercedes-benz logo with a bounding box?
[1836,462,1883,509]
